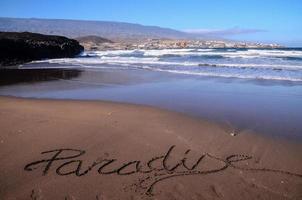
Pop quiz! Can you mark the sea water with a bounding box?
[24,48,302,82]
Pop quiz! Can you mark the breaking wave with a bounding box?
[23,48,302,82]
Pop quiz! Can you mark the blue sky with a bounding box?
[0,0,302,46]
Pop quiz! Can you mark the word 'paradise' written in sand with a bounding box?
[24,145,302,196]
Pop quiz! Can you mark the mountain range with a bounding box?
[0,17,194,40]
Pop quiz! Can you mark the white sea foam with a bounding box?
[29,56,302,70]
[88,49,302,59]
[25,48,302,82]
[29,56,197,66]
[149,68,302,82]
[206,63,302,70]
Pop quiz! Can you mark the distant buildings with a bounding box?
[79,38,283,51]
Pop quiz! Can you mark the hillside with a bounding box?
[76,35,113,44]
[0,17,191,40]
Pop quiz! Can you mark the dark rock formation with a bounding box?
[0,31,84,66]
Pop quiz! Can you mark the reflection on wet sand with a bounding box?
[0,68,82,86]
[0,67,302,140]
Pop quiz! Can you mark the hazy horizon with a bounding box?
[0,0,301,46]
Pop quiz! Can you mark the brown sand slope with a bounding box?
[0,96,301,200]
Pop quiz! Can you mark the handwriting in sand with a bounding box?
[24,145,302,196]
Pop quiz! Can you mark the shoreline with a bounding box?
[1,66,302,140]
[0,96,301,199]
[1,94,302,144]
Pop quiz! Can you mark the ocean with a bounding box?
[23,48,302,82]
[1,48,302,139]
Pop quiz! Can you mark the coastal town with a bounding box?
[79,37,283,51]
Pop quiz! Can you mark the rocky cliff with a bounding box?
[0,31,84,66]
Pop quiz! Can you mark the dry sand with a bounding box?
[0,96,301,200]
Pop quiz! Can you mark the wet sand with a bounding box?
[1,68,302,140]
[0,96,301,199]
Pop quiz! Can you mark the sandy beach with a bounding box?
[0,96,301,199]
[1,1,302,199]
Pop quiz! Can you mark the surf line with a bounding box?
[24,145,302,196]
